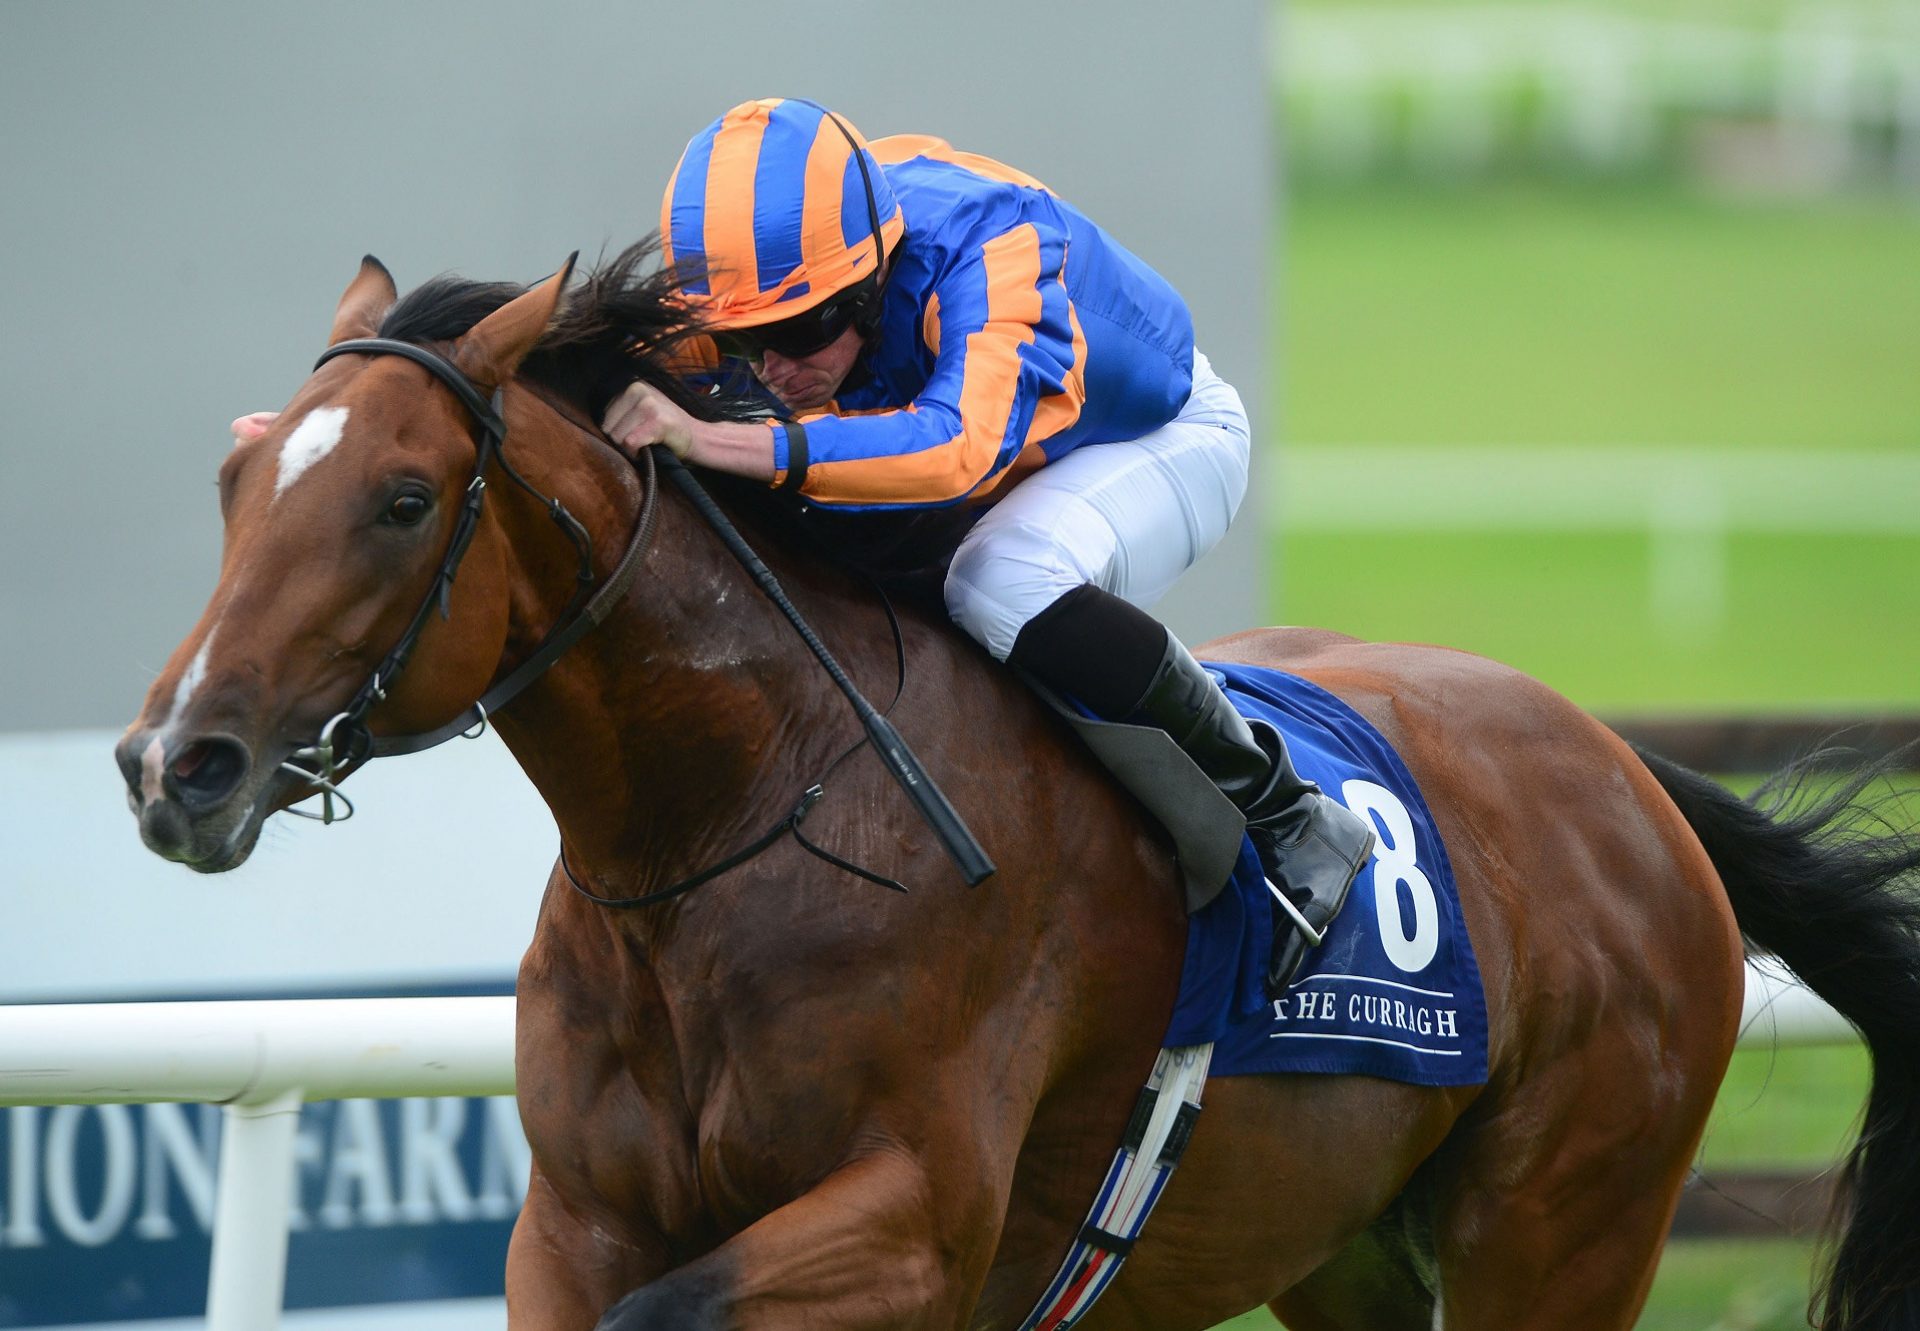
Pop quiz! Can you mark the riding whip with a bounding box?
[655,449,997,886]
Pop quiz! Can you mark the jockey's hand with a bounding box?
[601,380,694,461]
[231,412,279,444]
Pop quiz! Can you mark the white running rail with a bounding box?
[0,998,514,1331]
[0,969,1854,1328]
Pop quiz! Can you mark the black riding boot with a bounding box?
[1129,634,1376,990]
[1009,586,1376,992]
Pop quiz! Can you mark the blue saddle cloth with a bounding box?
[1165,664,1489,1087]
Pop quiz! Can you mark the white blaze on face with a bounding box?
[140,736,167,805]
[166,628,217,729]
[274,405,351,499]
[142,621,219,802]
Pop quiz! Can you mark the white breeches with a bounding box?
[944,350,1251,660]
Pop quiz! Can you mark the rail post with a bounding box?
[206,1086,305,1331]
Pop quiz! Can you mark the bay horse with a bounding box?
[117,250,1920,1330]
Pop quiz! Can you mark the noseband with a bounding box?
[280,338,658,822]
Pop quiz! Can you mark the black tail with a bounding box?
[1635,744,1920,1331]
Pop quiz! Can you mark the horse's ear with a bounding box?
[452,252,579,389]
[329,255,398,346]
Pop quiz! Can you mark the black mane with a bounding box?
[379,276,528,346]
[376,239,972,583]
[377,238,765,426]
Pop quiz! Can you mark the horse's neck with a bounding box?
[484,404,895,900]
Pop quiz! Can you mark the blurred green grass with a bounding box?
[1703,1043,1869,1170]
[1275,179,1920,712]
[1277,528,1920,711]
[1285,181,1920,453]
[1216,176,1915,1328]
[1298,0,1908,26]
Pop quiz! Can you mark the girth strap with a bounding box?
[1016,1043,1213,1331]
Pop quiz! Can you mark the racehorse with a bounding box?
[117,249,1920,1330]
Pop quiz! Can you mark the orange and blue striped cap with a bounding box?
[661,98,904,330]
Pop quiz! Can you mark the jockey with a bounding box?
[601,98,1375,988]
[229,98,1374,987]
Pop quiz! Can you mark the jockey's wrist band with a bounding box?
[777,420,810,494]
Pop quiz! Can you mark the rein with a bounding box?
[278,332,993,895]
[559,583,911,906]
[279,337,660,822]
[656,452,996,886]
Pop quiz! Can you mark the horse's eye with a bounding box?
[386,492,431,526]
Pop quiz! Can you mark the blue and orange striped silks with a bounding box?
[661,98,905,329]
[660,104,1197,510]
[761,134,1198,510]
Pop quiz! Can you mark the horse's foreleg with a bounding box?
[1265,1203,1438,1331]
[593,1147,996,1331]
[508,1166,664,1330]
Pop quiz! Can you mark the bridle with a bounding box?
[279,337,660,823]
[280,331,993,888]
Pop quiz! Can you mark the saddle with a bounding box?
[1022,677,1247,914]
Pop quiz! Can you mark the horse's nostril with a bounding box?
[166,737,250,810]
[115,737,144,796]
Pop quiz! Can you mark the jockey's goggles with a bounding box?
[711,273,881,362]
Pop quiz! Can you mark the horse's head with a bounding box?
[116,255,576,871]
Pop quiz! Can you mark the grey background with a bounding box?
[0,1,1272,734]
